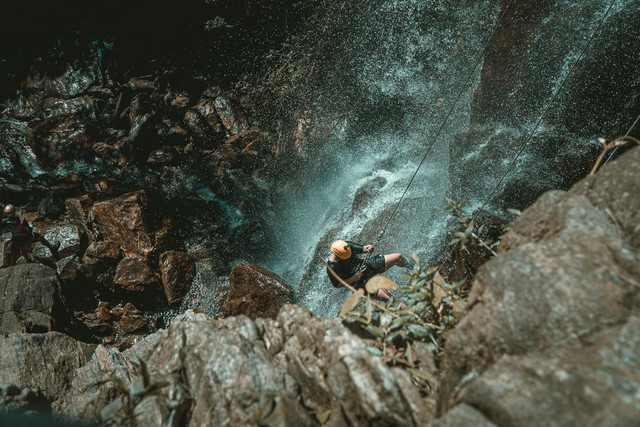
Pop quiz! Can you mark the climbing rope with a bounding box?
[601,108,640,168]
[436,0,619,274]
[357,0,515,272]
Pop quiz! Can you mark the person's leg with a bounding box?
[376,288,391,301]
[383,253,409,271]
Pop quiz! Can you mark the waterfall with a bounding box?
[254,0,502,317]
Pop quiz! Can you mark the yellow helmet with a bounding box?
[330,240,352,259]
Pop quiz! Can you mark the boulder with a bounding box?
[0,332,95,404]
[0,236,13,268]
[431,404,496,427]
[116,303,148,334]
[113,257,159,293]
[455,318,640,426]
[42,65,96,99]
[224,263,293,319]
[436,148,640,423]
[29,117,93,171]
[42,96,96,121]
[0,264,66,334]
[89,191,154,259]
[44,224,84,258]
[78,303,114,337]
[572,146,640,250]
[158,251,195,306]
[83,240,121,263]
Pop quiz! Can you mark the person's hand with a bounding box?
[354,271,364,280]
[363,245,374,253]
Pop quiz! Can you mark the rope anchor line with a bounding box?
[356,0,516,273]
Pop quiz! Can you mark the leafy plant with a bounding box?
[329,255,469,394]
[331,198,522,394]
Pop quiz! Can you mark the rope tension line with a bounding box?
[357,0,516,271]
[602,107,640,168]
[437,0,619,273]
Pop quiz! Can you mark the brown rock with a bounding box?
[126,78,157,92]
[159,251,196,306]
[184,98,226,147]
[110,303,125,319]
[79,305,114,336]
[152,217,173,254]
[89,191,154,259]
[56,256,81,282]
[83,240,121,263]
[22,212,45,224]
[117,303,148,334]
[224,263,293,319]
[113,257,159,293]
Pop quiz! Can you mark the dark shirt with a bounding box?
[326,241,365,288]
[1,215,32,239]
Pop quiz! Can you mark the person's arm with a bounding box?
[346,241,364,254]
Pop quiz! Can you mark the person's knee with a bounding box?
[384,253,408,270]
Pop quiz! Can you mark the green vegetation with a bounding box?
[338,198,520,395]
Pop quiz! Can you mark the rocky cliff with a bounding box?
[0,147,637,425]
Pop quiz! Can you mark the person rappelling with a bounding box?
[326,239,408,302]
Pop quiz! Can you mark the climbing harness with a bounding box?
[436,0,620,272]
[356,0,516,273]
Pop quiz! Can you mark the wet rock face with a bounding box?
[224,262,294,319]
[0,264,66,334]
[449,2,640,210]
[436,147,640,423]
[159,250,195,306]
[57,305,430,426]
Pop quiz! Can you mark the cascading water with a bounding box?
[253,0,640,318]
[255,0,502,317]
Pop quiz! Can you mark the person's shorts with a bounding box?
[355,254,386,289]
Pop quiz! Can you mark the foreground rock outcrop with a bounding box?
[436,147,640,424]
[225,262,294,319]
[56,305,429,426]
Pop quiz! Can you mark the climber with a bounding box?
[326,240,408,303]
[1,204,58,265]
